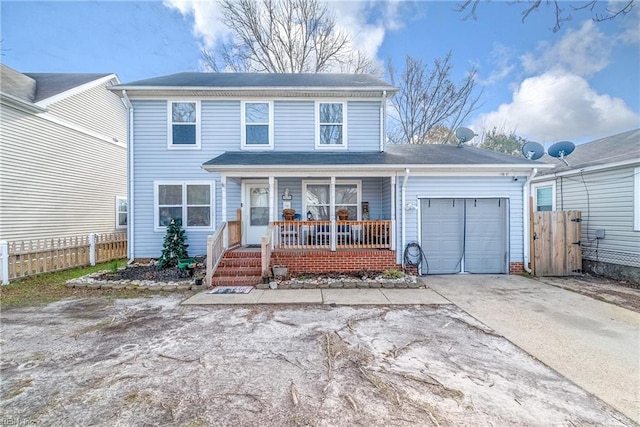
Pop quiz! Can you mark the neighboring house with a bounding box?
[0,64,127,242]
[109,73,547,277]
[531,129,640,283]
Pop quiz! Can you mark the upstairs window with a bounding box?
[168,101,200,148]
[316,102,346,148]
[242,101,273,149]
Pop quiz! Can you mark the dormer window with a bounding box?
[168,101,200,149]
[242,101,273,149]
[316,102,346,149]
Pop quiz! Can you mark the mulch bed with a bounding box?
[97,264,206,282]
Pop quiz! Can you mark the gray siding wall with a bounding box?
[45,78,127,143]
[551,165,639,266]
[0,104,126,241]
[397,176,525,265]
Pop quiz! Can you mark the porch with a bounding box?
[206,218,397,285]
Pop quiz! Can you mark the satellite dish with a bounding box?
[522,141,544,160]
[455,127,476,145]
[548,140,575,166]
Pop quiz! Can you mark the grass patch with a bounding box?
[0,261,161,308]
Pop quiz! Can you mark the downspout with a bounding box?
[523,168,538,274]
[122,90,134,263]
[379,90,386,152]
[401,168,409,267]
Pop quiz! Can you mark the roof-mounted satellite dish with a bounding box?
[455,127,476,147]
[548,140,575,166]
[521,141,544,160]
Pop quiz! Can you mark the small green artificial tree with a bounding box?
[157,218,189,269]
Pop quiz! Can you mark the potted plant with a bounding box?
[337,208,349,220]
[283,208,295,220]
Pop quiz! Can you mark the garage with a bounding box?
[419,198,508,274]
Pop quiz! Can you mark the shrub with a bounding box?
[383,269,404,279]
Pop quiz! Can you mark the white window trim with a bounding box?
[115,196,127,229]
[241,100,274,150]
[167,100,201,150]
[634,167,640,231]
[154,181,215,232]
[302,179,361,220]
[531,181,556,212]
[315,101,348,150]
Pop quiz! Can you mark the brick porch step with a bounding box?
[211,249,262,287]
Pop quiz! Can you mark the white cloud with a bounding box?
[521,20,610,77]
[479,43,517,86]
[163,0,229,49]
[473,70,640,143]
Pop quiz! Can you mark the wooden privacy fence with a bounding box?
[1,232,127,284]
[532,210,582,276]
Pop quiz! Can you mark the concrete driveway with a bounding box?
[427,274,640,424]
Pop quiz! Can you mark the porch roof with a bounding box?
[202,144,550,174]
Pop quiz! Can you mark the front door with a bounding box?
[244,182,270,245]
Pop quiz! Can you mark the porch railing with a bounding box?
[206,223,227,287]
[271,220,392,250]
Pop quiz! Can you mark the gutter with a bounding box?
[523,168,538,274]
[379,90,386,152]
[401,168,410,267]
[122,90,135,263]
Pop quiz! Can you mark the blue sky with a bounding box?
[1,0,638,144]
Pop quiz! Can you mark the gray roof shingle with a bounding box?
[116,72,397,91]
[203,144,541,169]
[24,72,112,102]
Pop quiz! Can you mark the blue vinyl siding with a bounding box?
[273,101,314,150]
[396,176,525,265]
[132,100,241,257]
[347,101,380,151]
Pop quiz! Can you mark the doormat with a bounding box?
[207,286,254,294]
[245,244,261,248]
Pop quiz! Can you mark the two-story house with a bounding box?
[109,73,546,283]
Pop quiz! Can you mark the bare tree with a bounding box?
[204,0,375,73]
[387,53,482,144]
[456,0,635,33]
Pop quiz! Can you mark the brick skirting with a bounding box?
[509,262,524,274]
[270,249,400,274]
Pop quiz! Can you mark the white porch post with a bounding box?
[221,175,228,248]
[268,176,275,222]
[390,175,396,251]
[1,240,8,285]
[330,176,336,251]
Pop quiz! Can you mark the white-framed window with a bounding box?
[316,101,347,149]
[167,101,200,149]
[303,180,360,220]
[242,101,273,149]
[116,196,127,229]
[634,167,640,231]
[532,182,555,212]
[154,182,214,231]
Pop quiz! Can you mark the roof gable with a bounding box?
[24,72,113,103]
[0,64,37,103]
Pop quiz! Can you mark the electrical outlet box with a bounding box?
[595,229,605,239]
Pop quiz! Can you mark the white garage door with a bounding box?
[420,198,508,274]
